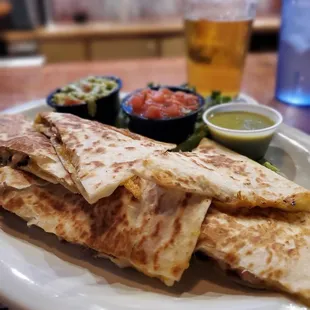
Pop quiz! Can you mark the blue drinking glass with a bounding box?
[276,0,310,106]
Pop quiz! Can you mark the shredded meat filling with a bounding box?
[226,268,265,289]
[0,149,29,167]
[198,255,265,289]
[12,153,30,167]
[0,149,11,165]
[217,260,265,289]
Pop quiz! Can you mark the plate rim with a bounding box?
[0,92,309,310]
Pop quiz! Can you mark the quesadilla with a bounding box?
[134,138,310,212]
[0,114,76,192]
[197,206,310,305]
[35,112,175,204]
[0,167,210,285]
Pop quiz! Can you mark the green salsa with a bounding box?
[208,111,275,130]
[207,111,276,160]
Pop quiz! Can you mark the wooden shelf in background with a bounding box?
[0,16,280,43]
[0,16,280,63]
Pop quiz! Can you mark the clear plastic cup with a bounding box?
[276,0,310,106]
[202,102,283,160]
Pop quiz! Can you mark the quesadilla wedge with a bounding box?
[0,167,210,285]
[0,114,76,192]
[134,138,310,212]
[197,206,310,306]
[34,112,175,204]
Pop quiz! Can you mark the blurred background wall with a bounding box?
[0,0,281,64]
[52,0,184,22]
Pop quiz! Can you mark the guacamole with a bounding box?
[52,76,118,117]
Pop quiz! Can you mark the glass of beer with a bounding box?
[184,0,258,97]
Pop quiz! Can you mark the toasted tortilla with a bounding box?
[134,138,310,212]
[197,206,310,305]
[0,114,76,192]
[0,167,210,285]
[35,112,175,204]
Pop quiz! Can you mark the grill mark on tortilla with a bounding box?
[92,140,100,146]
[92,161,104,168]
[133,236,148,265]
[182,193,192,207]
[171,266,182,277]
[225,252,240,265]
[201,154,239,169]
[191,158,214,171]
[95,147,105,153]
[151,222,161,238]
[197,145,215,153]
[112,162,124,173]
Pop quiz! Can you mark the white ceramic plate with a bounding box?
[0,94,309,310]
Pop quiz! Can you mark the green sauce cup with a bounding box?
[202,103,283,160]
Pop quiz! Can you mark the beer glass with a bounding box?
[184,0,258,97]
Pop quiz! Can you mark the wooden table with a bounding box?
[0,52,309,133]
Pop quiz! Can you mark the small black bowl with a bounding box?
[121,86,205,144]
[47,76,122,125]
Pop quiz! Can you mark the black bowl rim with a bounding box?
[46,75,123,108]
[121,85,205,122]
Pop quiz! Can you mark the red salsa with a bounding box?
[126,88,200,119]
